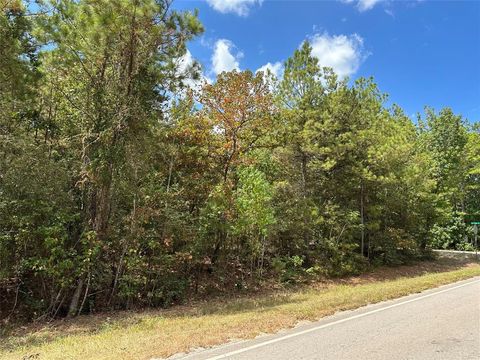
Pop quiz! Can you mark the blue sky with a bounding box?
[173,0,480,122]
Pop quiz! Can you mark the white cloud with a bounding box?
[384,8,394,17]
[212,39,242,75]
[255,61,284,79]
[176,50,211,91]
[177,50,195,76]
[340,0,384,12]
[206,0,263,17]
[309,32,367,79]
[357,0,383,12]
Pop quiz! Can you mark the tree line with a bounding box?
[1,0,479,321]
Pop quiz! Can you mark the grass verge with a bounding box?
[1,259,479,360]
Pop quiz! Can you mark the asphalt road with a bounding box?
[170,277,480,360]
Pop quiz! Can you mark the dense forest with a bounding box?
[1,0,479,321]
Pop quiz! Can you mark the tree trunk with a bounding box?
[360,181,365,257]
[259,235,266,278]
[67,278,84,318]
[94,177,113,237]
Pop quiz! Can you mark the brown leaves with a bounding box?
[195,70,275,181]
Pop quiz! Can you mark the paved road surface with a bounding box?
[170,277,480,360]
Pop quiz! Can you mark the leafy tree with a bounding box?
[234,166,275,275]
[1,0,475,320]
[197,70,275,183]
[420,107,468,207]
[1,0,203,318]
[464,129,480,214]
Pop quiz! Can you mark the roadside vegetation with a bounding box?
[1,0,479,327]
[1,259,479,360]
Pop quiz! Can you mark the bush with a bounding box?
[271,255,305,283]
[430,214,472,250]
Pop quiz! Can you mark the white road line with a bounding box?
[204,278,480,360]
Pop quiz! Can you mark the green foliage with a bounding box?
[430,213,471,250]
[234,166,275,244]
[313,240,366,276]
[271,255,305,283]
[1,0,477,321]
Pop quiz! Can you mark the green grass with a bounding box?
[2,261,479,360]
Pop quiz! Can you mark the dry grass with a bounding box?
[1,258,479,360]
